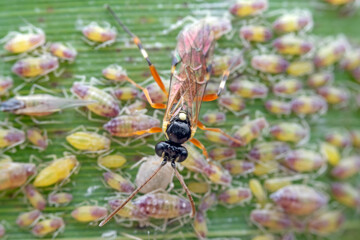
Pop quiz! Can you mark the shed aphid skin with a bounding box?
[229,79,268,99]
[239,25,272,43]
[286,60,314,77]
[218,187,252,205]
[229,0,269,18]
[49,42,77,62]
[27,128,48,150]
[0,76,13,96]
[16,209,42,228]
[31,217,64,237]
[209,147,236,161]
[0,94,93,116]
[331,182,360,209]
[24,184,46,210]
[2,24,45,54]
[71,206,108,223]
[100,5,244,226]
[265,100,291,115]
[307,71,333,89]
[66,131,111,153]
[0,126,25,149]
[331,155,360,179]
[81,21,117,48]
[33,155,78,187]
[103,171,135,193]
[0,162,36,191]
[272,10,313,33]
[307,210,345,236]
[251,55,289,74]
[222,159,255,176]
[270,185,328,215]
[12,54,59,80]
[71,81,120,118]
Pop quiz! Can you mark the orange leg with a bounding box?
[190,138,208,159]
[106,5,168,97]
[197,121,243,146]
[130,127,163,136]
[202,69,230,102]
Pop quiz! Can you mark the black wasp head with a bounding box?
[155,141,188,163]
[166,111,191,144]
[0,98,24,112]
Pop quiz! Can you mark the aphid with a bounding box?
[108,199,147,220]
[307,72,333,89]
[0,154,12,163]
[314,36,348,68]
[239,25,272,43]
[307,210,345,236]
[233,118,269,146]
[229,79,268,99]
[331,155,360,179]
[204,163,233,186]
[317,86,349,105]
[3,24,45,54]
[27,128,48,150]
[251,55,289,74]
[209,147,236,161]
[48,192,73,205]
[249,179,267,205]
[82,21,117,47]
[283,149,326,172]
[0,94,92,116]
[100,6,243,225]
[71,82,120,117]
[135,155,173,193]
[113,87,139,101]
[265,100,291,115]
[273,79,302,96]
[103,171,134,193]
[193,211,207,239]
[325,0,355,5]
[24,184,46,210]
[33,155,78,187]
[270,185,328,215]
[0,76,13,96]
[204,131,242,147]
[0,224,4,238]
[102,64,128,82]
[253,161,279,176]
[203,16,232,40]
[127,100,147,113]
[0,127,25,148]
[264,177,293,192]
[250,209,293,230]
[222,159,254,176]
[139,81,170,105]
[199,193,217,212]
[0,162,36,190]
[286,60,314,77]
[229,0,268,17]
[71,206,108,222]
[270,122,309,144]
[325,130,352,148]
[352,66,360,82]
[320,142,340,166]
[12,55,59,79]
[16,209,42,228]
[31,217,64,237]
[211,52,244,77]
[218,187,252,205]
[188,182,209,194]
[248,141,290,162]
[103,114,161,137]
[202,111,226,125]
[49,42,77,62]
[98,154,126,169]
[66,131,110,152]
[350,130,360,148]
[291,95,327,115]
[340,48,360,71]
[331,182,360,209]
[252,234,276,240]
[273,35,313,55]
[218,94,246,112]
[273,10,313,33]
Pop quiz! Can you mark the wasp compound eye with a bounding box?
[166,120,191,144]
[155,141,169,157]
[176,146,188,162]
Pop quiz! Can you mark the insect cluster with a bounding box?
[0,0,360,239]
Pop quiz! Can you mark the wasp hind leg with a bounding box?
[202,68,230,102]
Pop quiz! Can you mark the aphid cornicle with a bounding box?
[0,76,13,96]
[100,6,243,225]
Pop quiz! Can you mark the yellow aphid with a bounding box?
[50,42,77,62]
[12,55,59,78]
[82,22,116,44]
[341,49,360,71]
[234,118,268,146]
[24,184,46,210]
[188,182,209,194]
[0,162,36,190]
[273,11,313,33]
[113,87,139,101]
[3,25,45,54]
[71,206,108,222]
[218,94,246,113]
[102,64,128,82]
[16,209,42,228]
[331,182,360,208]
[98,154,126,169]
[273,35,313,55]
[229,0,268,18]
[194,211,207,239]
[103,171,134,193]
[48,192,73,205]
[218,187,252,204]
[33,155,78,187]
[321,142,340,166]
[249,179,267,205]
[252,235,276,240]
[253,161,279,176]
[66,131,110,152]
[264,177,292,192]
[287,60,314,77]
[314,37,348,68]
[270,122,308,144]
[27,128,48,150]
[31,217,64,237]
[325,0,354,5]
[240,25,272,43]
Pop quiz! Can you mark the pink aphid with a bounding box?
[205,16,232,40]
[103,171,135,193]
[251,55,289,74]
[102,64,128,82]
[325,131,352,148]
[331,182,360,209]
[31,217,64,237]
[199,193,217,212]
[229,79,268,99]
[273,79,302,96]
[140,81,169,104]
[233,118,269,146]
[211,52,244,76]
[0,76,13,96]
[12,55,59,78]
[270,185,328,216]
[71,206,108,222]
[108,198,147,220]
[351,66,360,82]
[0,162,36,191]
[50,42,77,62]
[16,209,42,228]
[48,192,73,205]
[331,155,360,179]
[340,49,360,71]
[265,100,291,115]
[248,141,290,162]
[0,127,26,149]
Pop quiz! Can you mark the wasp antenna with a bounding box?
[105,4,135,38]
[173,164,196,218]
[99,160,167,227]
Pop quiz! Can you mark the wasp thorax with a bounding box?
[166,112,191,144]
[155,141,188,162]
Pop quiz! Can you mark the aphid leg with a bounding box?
[189,138,209,159]
[197,121,244,146]
[87,111,107,123]
[106,5,168,96]
[29,84,56,95]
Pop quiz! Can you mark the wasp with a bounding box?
[99,5,242,226]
